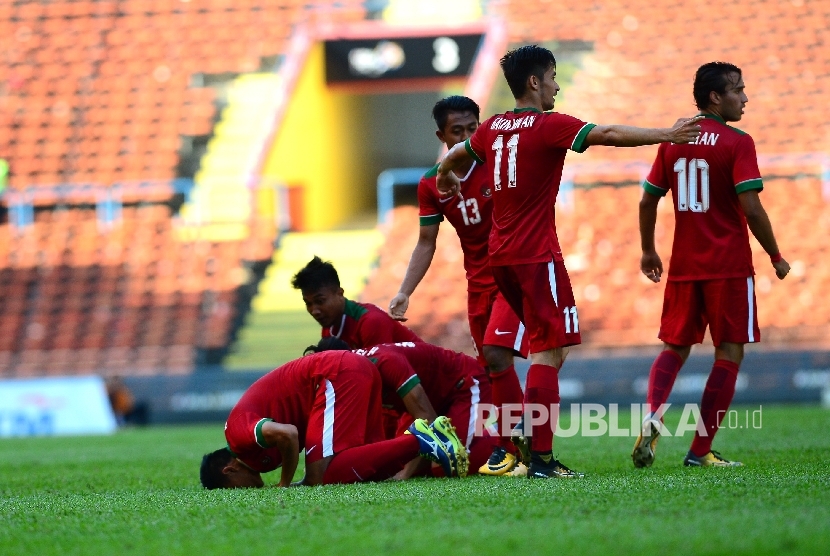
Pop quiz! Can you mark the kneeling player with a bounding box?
[199,350,467,489]
[311,338,525,477]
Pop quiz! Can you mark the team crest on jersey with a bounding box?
[480,185,492,198]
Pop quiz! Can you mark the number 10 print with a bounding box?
[674,157,710,212]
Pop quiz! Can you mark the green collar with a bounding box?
[700,112,726,124]
[512,107,542,114]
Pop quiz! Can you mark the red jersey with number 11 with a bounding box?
[465,108,595,266]
[643,114,763,280]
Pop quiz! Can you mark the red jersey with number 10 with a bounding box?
[418,161,495,291]
[643,114,763,280]
[465,108,595,266]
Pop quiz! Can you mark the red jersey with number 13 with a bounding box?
[643,114,763,281]
[418,161,495,291]
[465,108,595,266]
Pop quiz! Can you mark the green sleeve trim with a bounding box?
[570,123,596,153]
[423,164,439,179]
[254,418,273,448]
[344,299,369,320]
[643,180,668,197]
[464,138,484,164]
[420,214,443,226]
[735,178,763,194]
[397,374,421,398]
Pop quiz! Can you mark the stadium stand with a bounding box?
[0,204,242,376]
[0,1,367,376]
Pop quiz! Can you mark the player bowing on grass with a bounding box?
[310,337,524,478]
[294,256,423,349]
[199,350,468,489]
[632,62,790,469]
[436,45,703,479]
[388,96,529,477]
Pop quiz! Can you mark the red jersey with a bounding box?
[643,114,763,280]
[322,299,422,348]
[465,109,595,266]
[224,351,350,472]
[418,161,496,291]
[356,342,487,415]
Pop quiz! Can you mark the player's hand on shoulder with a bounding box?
[640,251,663,283]
[389,293,410,321]
[773,258,790,280]
[667,115,704,144]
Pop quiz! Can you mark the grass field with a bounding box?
[2,405,829,555]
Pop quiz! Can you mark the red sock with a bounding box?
[490,364,523,447]
[648,350,684,415]
[322,435,418,484]
[690,360,740,457]
[523,364,559,453]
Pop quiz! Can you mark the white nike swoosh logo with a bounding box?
[306,445,317,455]
[439,197,454,203]
[494,329,512,335]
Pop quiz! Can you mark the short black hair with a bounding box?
[693,62,742,110]
[500,45,556,99]
[304,336,351,355]
[291,256,340,291]
[200,447,234,489]
[432,96,480,131]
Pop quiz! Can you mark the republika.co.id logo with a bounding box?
[473,403,763,438]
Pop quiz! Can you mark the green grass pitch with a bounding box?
[2,405,829,555]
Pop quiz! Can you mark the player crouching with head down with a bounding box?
[200,350,468,489]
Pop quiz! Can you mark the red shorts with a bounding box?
[467,286,530,366]
[304,356,385,464]
[659,276,760,346]
[491,260,580,353]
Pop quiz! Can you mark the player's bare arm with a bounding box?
[260,421,300,487]
[639,190,664,283]
[389,224,439,321]
[436,142,470,196]
[738,190,790,280]
[400,383,438,423]
[585,116,704,148]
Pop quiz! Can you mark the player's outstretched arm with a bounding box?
[739,190,790,280]
[436,142,471,196]
[639,190,663,283]
[585,116,703,148]
[260,421,300,487]
[389,224,439,321]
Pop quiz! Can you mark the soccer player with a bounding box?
[293,256,422,348]
[310,337,520,477]
[388,95,529,476]
[632,62,790,468]
[436,45,703,479]
[199,350,468,489]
